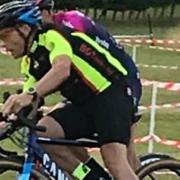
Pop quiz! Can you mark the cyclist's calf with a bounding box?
[101,142,139,180]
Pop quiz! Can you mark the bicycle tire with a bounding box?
[0,158,49,180]
[139,153,174,166]
[137,159,180,179]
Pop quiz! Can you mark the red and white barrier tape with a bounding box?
[149,45,180,53]
[88,134,180,152]
[38,102,180,111]
[141,79,180,91]
[129,134,180,149]
[116,38,180,47]
[134,134,180,149]
[1,37,180,55]
[113,35,151,39]
[1,78,180,92]
[40,102,180,111]
[0,79,23,86]
[137,64,178,70]
[0,101,180,111]
[1,79,180,110]
[123,42,180,53]
[138,102,180,111]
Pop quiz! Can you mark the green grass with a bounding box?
[1,11,180,179]
[0,54,21,79]
[92,5,180,39]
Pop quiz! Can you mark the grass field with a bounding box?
[0,8,180,179]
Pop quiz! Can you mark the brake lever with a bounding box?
[3,91,11,103]
[0,119,14,140]
[18,107,46,132]
[1,92,46,133]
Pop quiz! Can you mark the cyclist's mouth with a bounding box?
[5,47,12,52]
[6,49,13,56]
[0,46,12,56]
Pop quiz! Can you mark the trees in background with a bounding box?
[0,0,177,20]
[0,0,172,20]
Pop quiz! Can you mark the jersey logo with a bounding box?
[33,60,39,69]
[62,20,74,29]
[79,43,114,76]
[95,36,109,49]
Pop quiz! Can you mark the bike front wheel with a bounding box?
[139,153,174,167]
[137,159,180,180]
[0,158,49,180]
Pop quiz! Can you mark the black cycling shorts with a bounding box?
[48,82,134,146]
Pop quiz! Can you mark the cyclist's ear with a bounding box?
[16,23,32,36]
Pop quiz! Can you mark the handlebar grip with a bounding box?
[0,112,6,122]
[3,91,11,103]
[18,106,46,132]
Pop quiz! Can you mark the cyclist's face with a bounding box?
[0,28,25,59]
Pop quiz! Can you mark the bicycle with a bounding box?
[136,139,180,179]
[137,158,180,179]
[0,106,102,180]
[0,92,173,180]
[139,153,175,167]
[2,95,179,180]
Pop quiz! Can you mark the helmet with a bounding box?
[0,1,42,30]
[34,0,54,11]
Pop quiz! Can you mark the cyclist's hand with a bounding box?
[0,121,6,129]
[1,93,33,116]
[0,121,7,136]
[0,120,12,137]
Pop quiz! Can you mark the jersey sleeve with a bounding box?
[20,56,37,92]
[43,30,73,64]
[23,76,37,92]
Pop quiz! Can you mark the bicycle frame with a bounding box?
[18,129,99,180]
[18,131,69,180]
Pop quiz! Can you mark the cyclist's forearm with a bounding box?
[35,56,71,97]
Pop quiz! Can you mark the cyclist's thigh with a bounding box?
[91,82,134,146]
[47,103,95,139]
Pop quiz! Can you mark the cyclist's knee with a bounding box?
[127,145,140,171]
[100,142,138,179]
[101,143,127,170]
[36,116,65,138]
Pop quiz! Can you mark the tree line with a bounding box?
[54,0,179,20]
[0,0,179,20]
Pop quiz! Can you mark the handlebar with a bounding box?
[0,91,46,136]
[18,107,46,132]
[0,107,46,135]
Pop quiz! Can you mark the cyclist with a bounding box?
[23,0,142,171]
[31,0,142,171]
[0,1,139,180]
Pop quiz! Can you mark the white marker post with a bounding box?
[132,45,138,63]
[148,82,158,153]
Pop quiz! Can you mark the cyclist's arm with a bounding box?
[35,30,73,97]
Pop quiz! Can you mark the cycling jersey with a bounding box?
[21,11,141,106]
[54,11,142,104]
[54,11,92,32]
[21,24,131,105]
[54,10,120,49]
